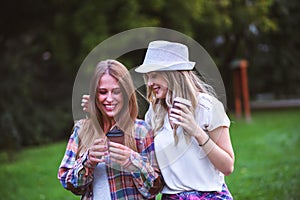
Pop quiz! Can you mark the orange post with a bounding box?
[233,70,242,119]
[240,60,251,121]
[230,59,251,121]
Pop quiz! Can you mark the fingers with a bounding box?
[109,142,131,164]
[172,102,190,113]
[109,142,129,156]
[81,95,89,104]
[82,94,90,100]
[88,140,132,166]
[88,139,108,163]
[81,94,90,111]
[93,138,106,145]
[108,141,127,149]
[88,151,107,163]
[169,112,182,124]
[170,106,186,124]
[170,103,196,133]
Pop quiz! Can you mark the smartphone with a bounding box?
[106,129,125,145]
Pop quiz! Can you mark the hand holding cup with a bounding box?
[87,138,108,166]
[170,97,192,124]
[169,97,199,137]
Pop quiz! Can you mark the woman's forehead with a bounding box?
[98,74,119,87]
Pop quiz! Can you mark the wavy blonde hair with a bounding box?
[145,70,215,144]
[77,60,138,156]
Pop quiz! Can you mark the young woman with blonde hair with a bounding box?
[135,40,235,200]
[58,59,163,200]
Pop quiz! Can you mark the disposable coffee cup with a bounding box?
[170,97,192,123]
[106,128,125,145]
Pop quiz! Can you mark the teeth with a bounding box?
[105,105,116,109]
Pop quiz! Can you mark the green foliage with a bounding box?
[249,0,300,98]
[0,0,299,150]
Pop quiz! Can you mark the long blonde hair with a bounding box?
[145,70,215,144]
[77,60,138,156]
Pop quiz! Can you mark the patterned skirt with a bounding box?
[161,184,233,200]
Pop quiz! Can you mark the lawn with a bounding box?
[0,109,299,199]
[0,140,77,200]
[226,109,300,199]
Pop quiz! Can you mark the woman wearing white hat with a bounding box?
[135,40,234,199]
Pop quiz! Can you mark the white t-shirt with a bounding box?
[145,93,230,194]
[93,162,111,200]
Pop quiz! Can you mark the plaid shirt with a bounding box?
[58,119,161,200]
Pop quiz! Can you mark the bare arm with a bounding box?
[170,102,235,176]
[194,126,234,176]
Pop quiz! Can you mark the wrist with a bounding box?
[85,158,97,168]
[199,134,210,146]
[124,151,139,173]
[194,127,207,141]
[83,150,97,168]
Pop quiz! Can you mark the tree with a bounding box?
[1,0,298,150]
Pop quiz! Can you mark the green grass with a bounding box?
[0,142,77,200]
[0,109,299,199]
[226,109,300,199]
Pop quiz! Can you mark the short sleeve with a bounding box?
[207,96,230,131]
[196,94,230,132]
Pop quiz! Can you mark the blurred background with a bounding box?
[0,0,299,199]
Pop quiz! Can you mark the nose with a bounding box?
[106,92,113,102]
[147,80,153,87]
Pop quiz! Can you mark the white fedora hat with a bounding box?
[135,40,195,73]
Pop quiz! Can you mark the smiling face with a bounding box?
[97,73,124,121]
[146,72,168,99]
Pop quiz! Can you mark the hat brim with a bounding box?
[135,62,195,73]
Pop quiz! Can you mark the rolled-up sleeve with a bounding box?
[57,121,94,195]
[207,96,230,131]
[130,120,163,198]
[196,94,230,132]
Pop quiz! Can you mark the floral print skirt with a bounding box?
[161,184,233,200]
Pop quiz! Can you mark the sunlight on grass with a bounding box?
[0,109,299,199]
